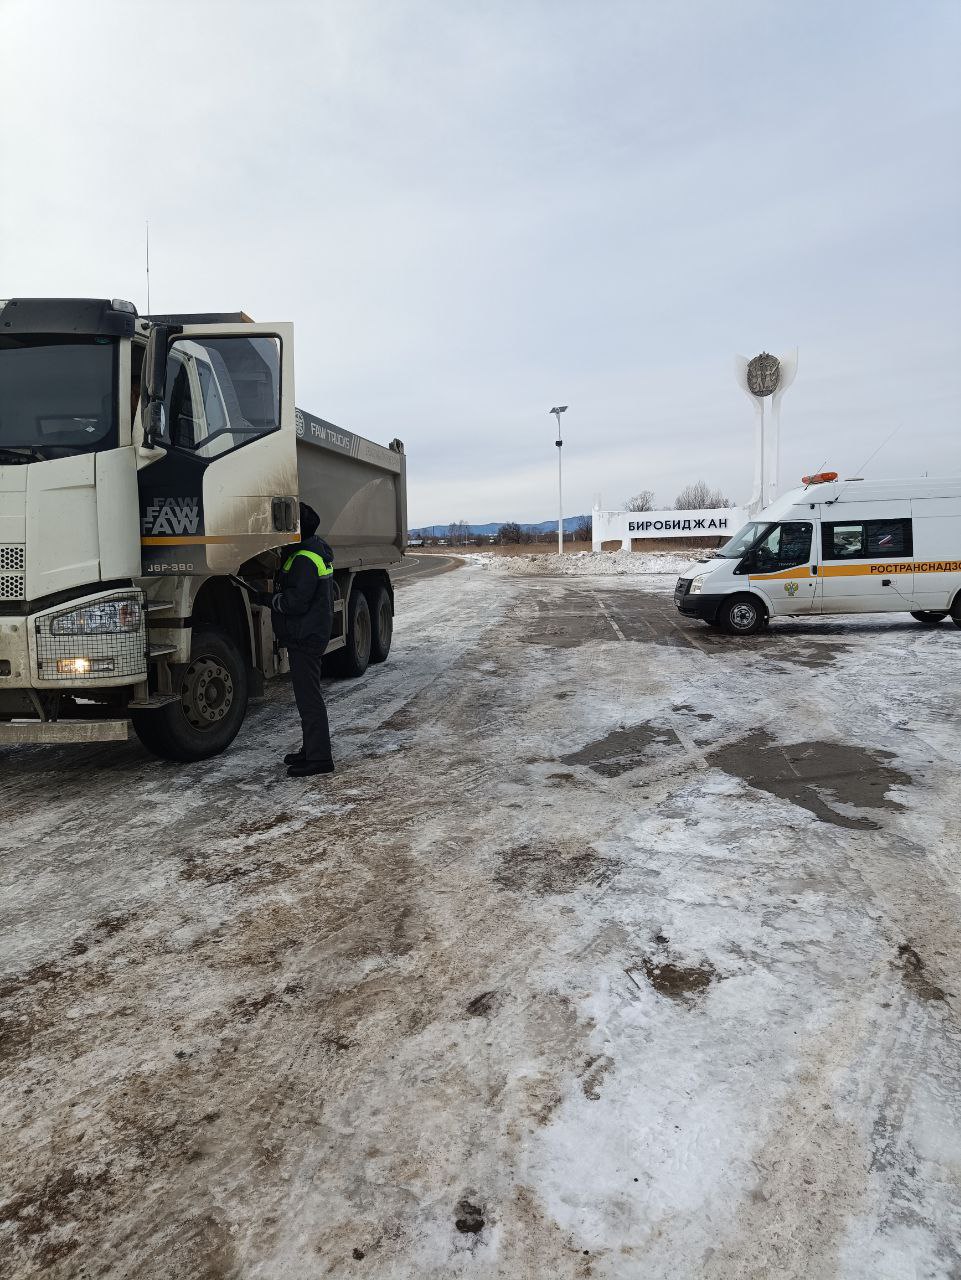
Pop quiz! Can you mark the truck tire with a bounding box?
[910,610,947,626]
[132,628,249,762]
[952,594,961,630]
[366,582,393,664]
[719,594,766,636]
[327,588,371,678]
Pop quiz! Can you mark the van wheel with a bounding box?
[719,595,766,636]
[951,596,961,630]
[910,610,947,627]
[366,582,393,663]
[326,588,371,678]
[132,629,249,761]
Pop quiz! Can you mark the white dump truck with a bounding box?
[0,298,406,759]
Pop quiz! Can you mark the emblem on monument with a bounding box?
[746,352,781,398]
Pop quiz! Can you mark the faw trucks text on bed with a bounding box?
[0,298,407,760]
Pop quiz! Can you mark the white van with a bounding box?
[674,476,961,635]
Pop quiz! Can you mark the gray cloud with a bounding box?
[2,0,959,525]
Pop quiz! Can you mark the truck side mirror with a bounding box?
[144,401,167,444]
[141,322,181,448]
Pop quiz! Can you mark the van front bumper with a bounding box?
[674,592,726,623]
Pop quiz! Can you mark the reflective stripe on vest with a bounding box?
[282,548,333,577]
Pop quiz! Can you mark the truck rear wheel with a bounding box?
[326,588,371,678]
[910,610,947,626]
[719,594,766,636]
[366,582,393,664]
[132,628,249,762]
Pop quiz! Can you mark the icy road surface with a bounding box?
[2,565,960,1279]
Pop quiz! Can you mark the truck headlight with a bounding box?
[56,657,116,675]
[50,599,143,635]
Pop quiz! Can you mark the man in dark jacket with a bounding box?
[262,503,335,777]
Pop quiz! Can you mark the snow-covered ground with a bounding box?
[1,566,960,1278]
[475,548,698,576]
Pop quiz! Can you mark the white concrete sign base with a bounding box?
[591,506,747,552]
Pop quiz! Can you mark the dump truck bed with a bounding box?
[295,409,407,569]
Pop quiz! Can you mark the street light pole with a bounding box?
[549,405,567,554]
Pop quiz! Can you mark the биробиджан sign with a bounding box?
[591,507,746,550]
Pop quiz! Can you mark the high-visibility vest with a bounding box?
[282,548,333,577]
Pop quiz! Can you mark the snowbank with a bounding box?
[479,549,698,577]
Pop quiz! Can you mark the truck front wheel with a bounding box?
[132,628,249,762]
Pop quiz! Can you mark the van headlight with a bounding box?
[50,599,143,635]
[689,574,707,595]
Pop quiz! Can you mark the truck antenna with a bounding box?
[145,220,151,314]
[827,425,901,505]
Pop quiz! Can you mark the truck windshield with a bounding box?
[0,337,117,461]
[718,521,774,558]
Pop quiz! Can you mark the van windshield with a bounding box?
[0,336,117,462]
[718,521,773,558]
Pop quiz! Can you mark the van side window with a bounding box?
[746,521,812,572]
[822,519,913,560]
[866,519,912,556]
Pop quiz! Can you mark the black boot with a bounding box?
[284,750,306,766]
[287,759,335,778]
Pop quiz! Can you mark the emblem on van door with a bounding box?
[784,581,799,596]
[746,352,781,397]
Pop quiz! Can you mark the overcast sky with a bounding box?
[2,0,959,526]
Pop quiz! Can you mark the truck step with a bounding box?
[146,600,177,614]
[127,694,179,710]
[148,644,179,658]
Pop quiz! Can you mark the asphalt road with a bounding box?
[388,552,463,585]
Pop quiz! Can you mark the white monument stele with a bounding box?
[735,348,798,514]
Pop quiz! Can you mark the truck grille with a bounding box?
[0,545,25,571]
[0,546,26,600]
[35,593,148,681]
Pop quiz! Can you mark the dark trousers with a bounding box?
[287,645,332,764]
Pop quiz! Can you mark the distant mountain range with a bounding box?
[410,516,590,537]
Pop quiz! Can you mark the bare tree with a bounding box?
[497,521,522,544]
[624,489,656,512]
[574,516,593,542]
[674,480,730,510]
[447,520,471,544]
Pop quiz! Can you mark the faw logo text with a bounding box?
[142,498,200,536]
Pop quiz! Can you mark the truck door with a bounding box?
[138,322,299,576]
[819,508,914,613]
